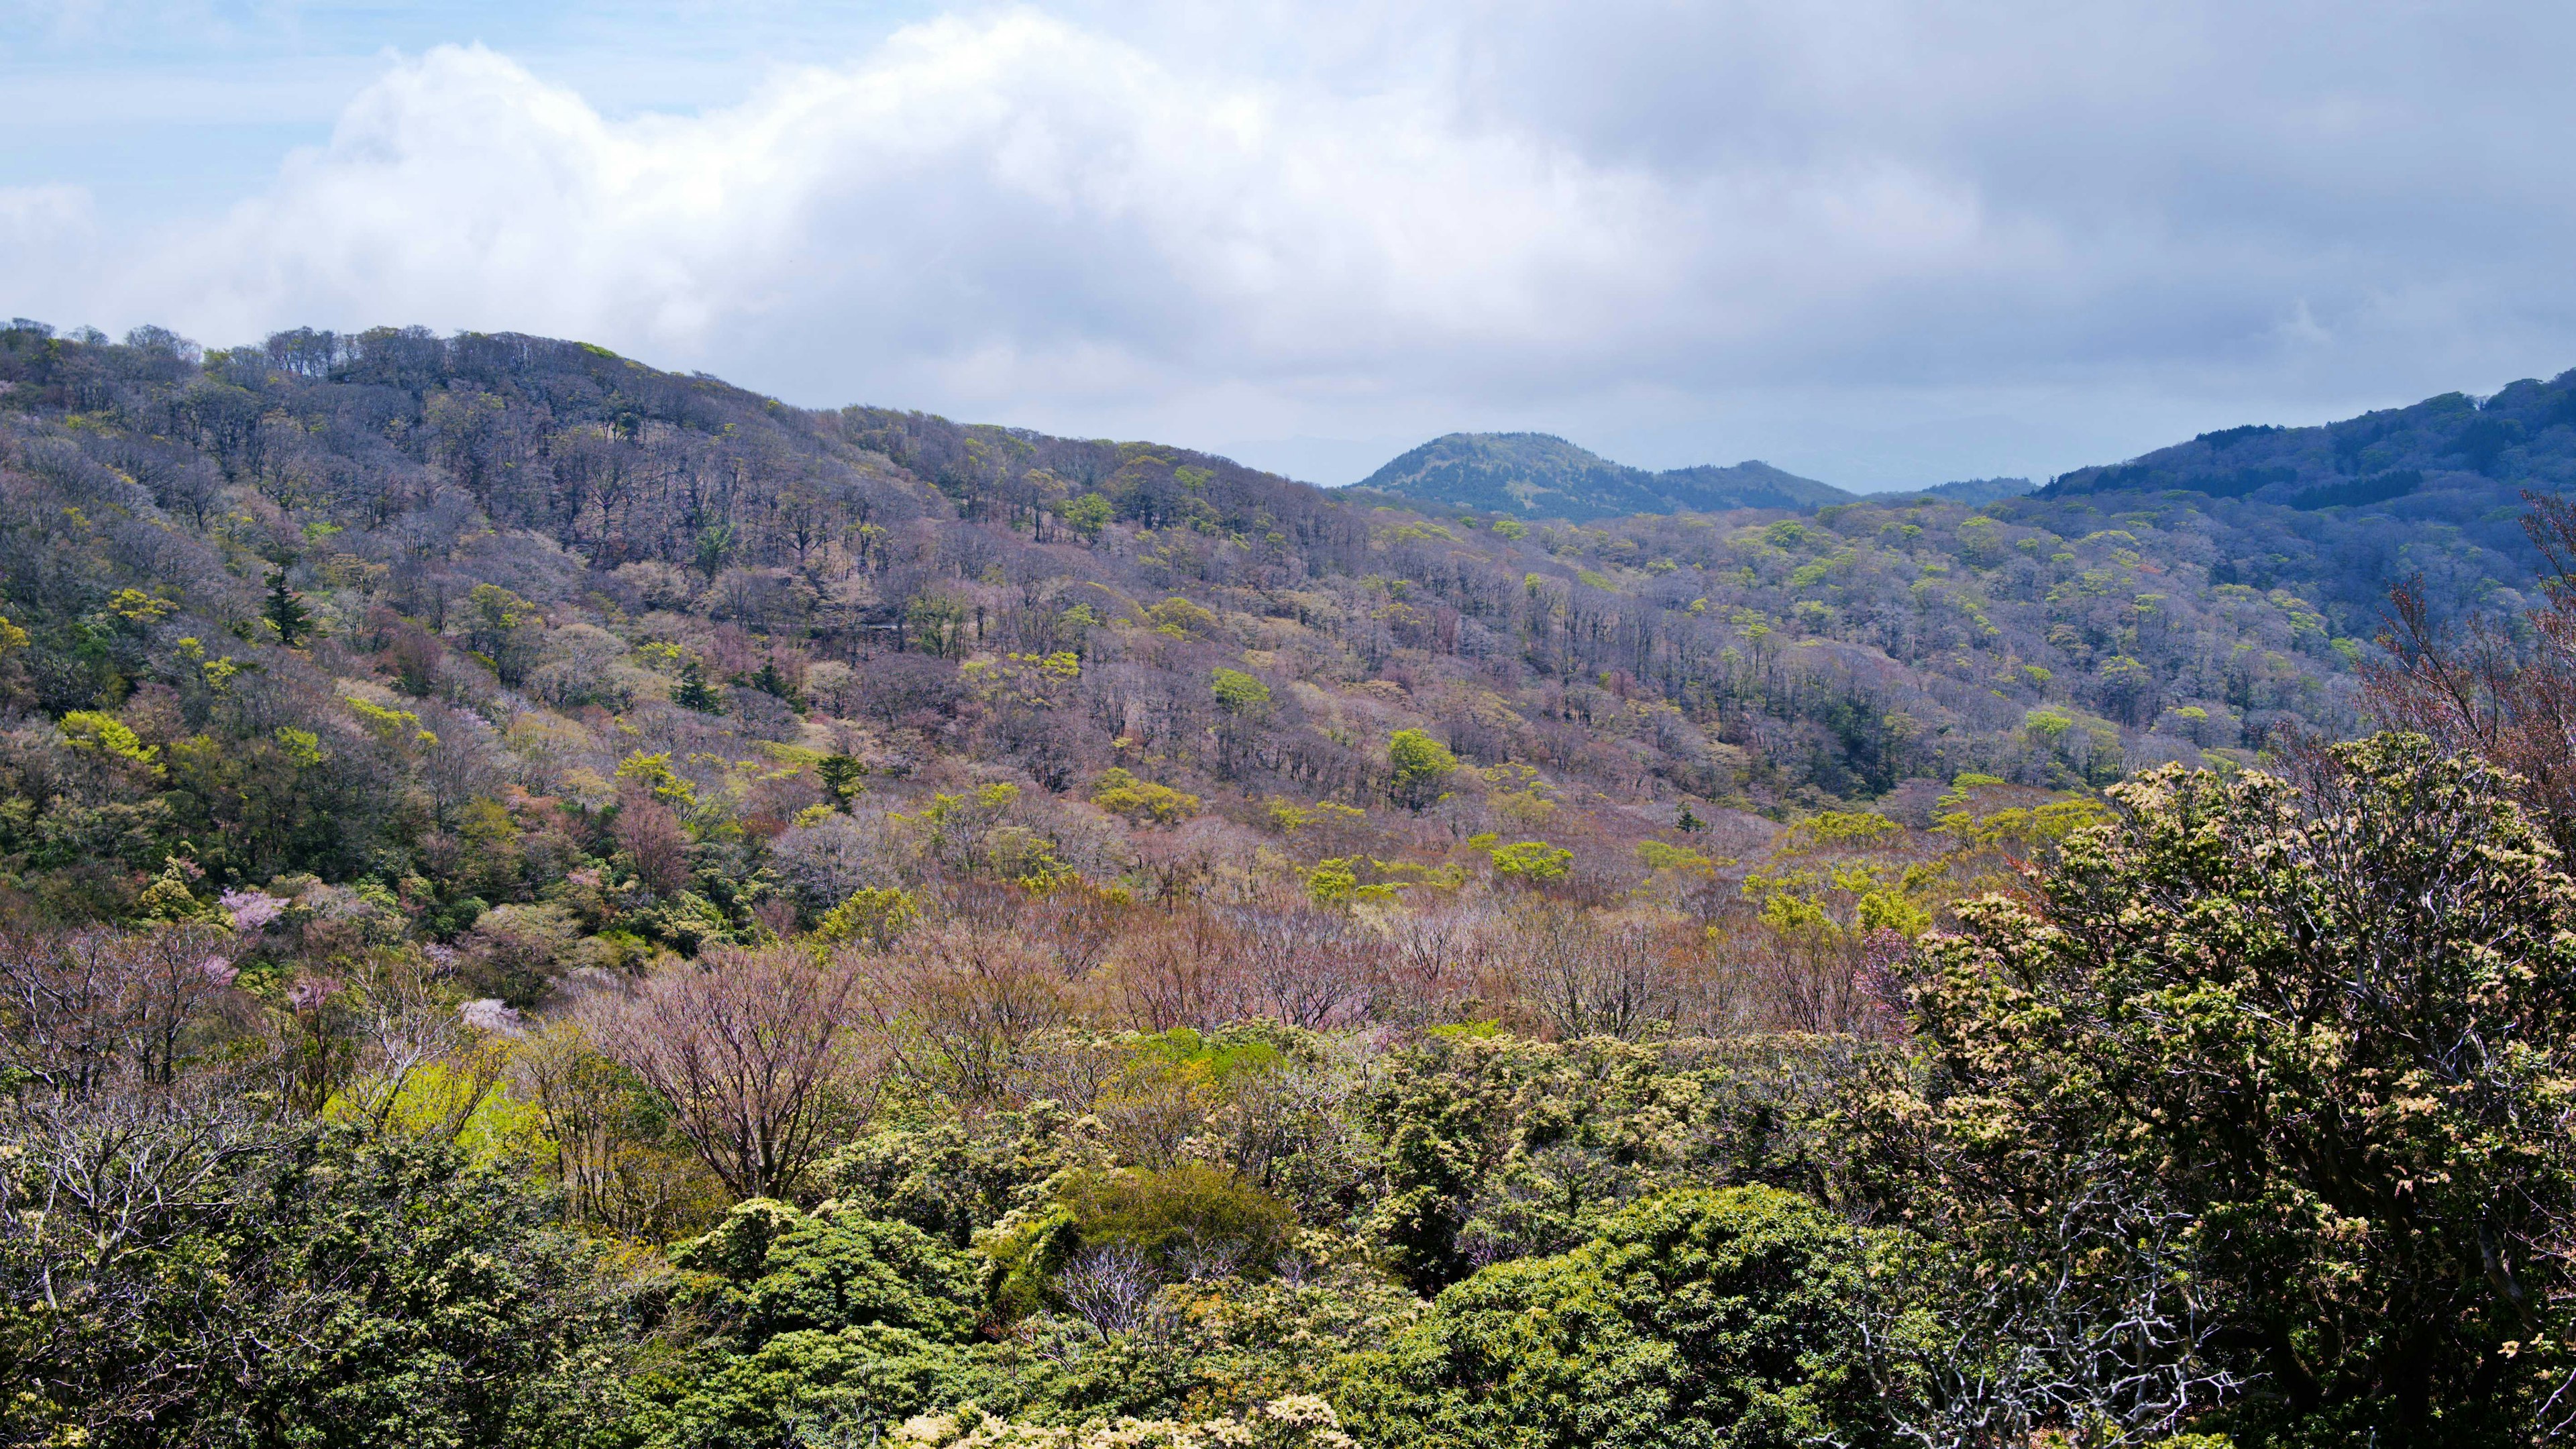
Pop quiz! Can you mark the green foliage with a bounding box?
[817,753,869,805]
[1211,667,1273,714]
[1356,1033,1850,1291]
[1056,1164,1298,1279]
[1334,1187,1891,1449]
[1061,492,1114,541]
[58,710,158,771]
[821,1102,1108,1250]
[814,885,920,947]
[672,1198,981,1343]
[891,1396,1358,1449]
[672,655,724,711]
[1091,767,1201,825]
[1386,729,1456,810]
[1,1123,634,1449]
[1879,733,2576,1441]
[264,562,315,647]
[1487,840,1572,884]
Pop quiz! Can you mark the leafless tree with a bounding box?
[518,1018,721,1238]
[0,924,239,1098]
[1,1085,270,1435]
[1505,904,1681,1041]
[614,796,694,897]
[586,947,869,1200]
[2368,490,2576,853]
[1055,1242,1159,1340]
[1856,1171,2245,1449]
[863,922,1071,1106]
[1373,909,1499,1030]
[1103,908,1245,1034]
[1230,906,1370,1028]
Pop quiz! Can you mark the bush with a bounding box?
[1333,1187,1890,1449]
[1875,733,2576,1442]
[1059,1163,1298,1280]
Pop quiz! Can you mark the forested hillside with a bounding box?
[7,321,2576,1447]
[1355,431,1852,518]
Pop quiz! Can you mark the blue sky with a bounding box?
[7,1,2576,488]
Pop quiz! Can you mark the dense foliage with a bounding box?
[1352,432,1849,519]
[6,319,2576,1446]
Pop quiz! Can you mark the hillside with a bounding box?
[1354,431,1852,519]
[7,321,2576,1446]
[0,319,2470,904]
[2046,375,2576,511]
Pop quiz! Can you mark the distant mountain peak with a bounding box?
[1356,431,1853,520]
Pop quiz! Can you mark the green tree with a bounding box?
[1,1122,633,1449]
[1334,1187,1893,1449]
[1061,492,1114,541]
[1387,729,1457,811]
[1874,733,2576,1442]
[1211,668,1273,714]
[263,562,313,647]
[672,656,723,712]
[671,1198,981,1343]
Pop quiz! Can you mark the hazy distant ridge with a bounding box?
[1355,431,1854,520]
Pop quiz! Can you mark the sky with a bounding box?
[6,1,2576,490]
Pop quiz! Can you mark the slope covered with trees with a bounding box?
[1354,431,1852,519]
[5,319,2576,1447]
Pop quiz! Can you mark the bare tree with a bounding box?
[518,1018,720,1238]
[1102,908,1244,1034]
[1856,1171,2245,1449]
[1504,904,1681,1042]
[614,796,694,897]
[0,925,239,1098]
[1373,909,1498,1030]
[1,1085,270,1436]
[1230,906,1370,1028]
[587,947,868,1200]
[1055,1242,1160,1340]
[2368,490,2576,853]
[863,922,1070,1106]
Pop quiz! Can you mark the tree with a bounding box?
[669,1197,981,1342]
[1387,729,1456,811]
[672,655,724,712]
[2369,490,2576,855]
[263,562,313,647]
[1333,1187,1893,1449]
[586,947,870,1201]
[1211,668,1272,715]
[1,1118,631,1449]
[1061,492,1113,542]
[1876,733,2576,1441]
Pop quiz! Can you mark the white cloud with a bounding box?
[80,11,2063,449]
[16,1,2576,484]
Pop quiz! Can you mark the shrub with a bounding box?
[1058,1163,1298,1281]
[1333,1187,1889,1449]
[1387,730,1456,810]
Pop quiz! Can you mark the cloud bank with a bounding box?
[8,1,2576,484]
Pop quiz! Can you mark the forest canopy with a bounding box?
[5,320,2576,1446]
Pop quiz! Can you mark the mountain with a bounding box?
[9,323,2561,1448]
[1863,477,2035,505]
[1354,431,1852,519]
[2045,376,2576,509]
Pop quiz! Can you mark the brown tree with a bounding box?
[863,920,1071,1105]
[613,796,693,897]
[586,947,867,1200]
[0,924,238,1097]
[2368,490,2576,852]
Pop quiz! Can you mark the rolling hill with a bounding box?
[1352,432,1853,519]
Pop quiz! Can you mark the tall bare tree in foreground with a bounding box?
[587,946,867,1200]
